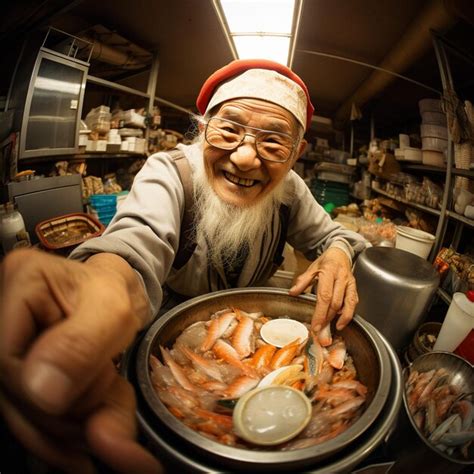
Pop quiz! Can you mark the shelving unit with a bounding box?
[350,29,473,315]
[372,187,441,216]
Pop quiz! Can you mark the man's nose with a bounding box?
[230,134,261,170]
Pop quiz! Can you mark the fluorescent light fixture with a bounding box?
[212,0,303,67]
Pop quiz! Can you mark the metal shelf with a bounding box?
[372,188,441,216]
[373,190,474,228]
[401,164,445,174]
[19,152,147,164]
[446,210,474,228]
[402,164,474,179]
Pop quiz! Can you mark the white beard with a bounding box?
[192,158,290,269]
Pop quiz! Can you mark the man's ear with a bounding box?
[297,138,308,158]
[290,138,308,167]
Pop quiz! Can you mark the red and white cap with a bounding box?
[196,59,315,131]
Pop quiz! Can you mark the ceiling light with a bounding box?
[212,0,303,67]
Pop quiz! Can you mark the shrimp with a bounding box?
[247,344,276,372]
[212,339,256,376]
[331,380,368,397]
[231,308,255,358]
[270,339,302,370]
[178,343,225,382]
[200,309,236,352]
[327,339,346,370]
[222,375,260,399]
[317,323,332,347]
[418,368,449,407]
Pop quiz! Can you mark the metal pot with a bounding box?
[123,288,401,472]
[354,247,440,351]
[387,351,474,473]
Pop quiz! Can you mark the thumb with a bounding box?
[22,275,142,415]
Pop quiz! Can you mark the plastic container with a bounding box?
[465,204,474,219]
[35,213,105,252]
[433,291,474,352]
[420,124,448,139]
[406,321,442,363]
[419,98,442,114]
[0,202,30,253]
[395,226,435,259]
[454,328,474,364]
[422,149,445,167]
[421,136,448,152]
[402,147,422,162]
[399,134,410,149]
[421,110,446,125]
[85,106,111,134]
[232,386,312,445]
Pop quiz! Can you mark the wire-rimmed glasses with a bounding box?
[204,116,297,163]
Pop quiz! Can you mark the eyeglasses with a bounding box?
[204,116,297,163]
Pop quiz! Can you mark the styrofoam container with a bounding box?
[402,147,422,162]
[421,111,446,125]
[421,136,448,152]
[419,98,442,114]
[395,226,435,259]
[399,134,410,149]
[394,148,405,160]
[420,124,448,139]
[422,150,445,167]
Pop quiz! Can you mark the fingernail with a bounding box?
[25,362,73,414]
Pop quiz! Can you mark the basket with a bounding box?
[35,213,105,251]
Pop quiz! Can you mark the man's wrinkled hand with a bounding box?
[288,247,358,332]
[0,248,162,474]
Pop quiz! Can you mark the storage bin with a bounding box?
[421,111,446,125]
[418,98,442,114]
[395,226,435,259]
[402,147,422,162]
[420,124,448,139]
[35,213,105,252]
[421,136,448,152]
[454,142,472,169]
[399,134,410,149]
[422,150,445,167]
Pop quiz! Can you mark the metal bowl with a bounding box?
[402,351,474,465]
[134,287,393,471]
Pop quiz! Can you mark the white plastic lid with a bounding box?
[233,386,312,445]
[260,318,308,348]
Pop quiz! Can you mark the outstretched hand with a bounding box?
[0,248,162,473]
[288,247,358,332]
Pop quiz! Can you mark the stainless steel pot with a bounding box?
[354,247,440,351]
[124,288,401,472]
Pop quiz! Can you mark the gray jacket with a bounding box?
[71,142,369,318]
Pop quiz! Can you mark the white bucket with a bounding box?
[395,226,435,259]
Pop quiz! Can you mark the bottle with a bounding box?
[0,202,30,254]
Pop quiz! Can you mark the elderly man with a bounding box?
[0,59,368,473]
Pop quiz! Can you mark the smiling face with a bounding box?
[202,98,307,207]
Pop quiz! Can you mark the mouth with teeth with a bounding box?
[223,171,258,188]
